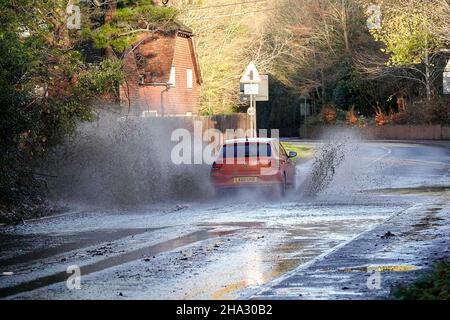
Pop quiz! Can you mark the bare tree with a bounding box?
[436,0,450,43]
[261,0,365,99]
[356,0,449,100]
[179,0,281,114]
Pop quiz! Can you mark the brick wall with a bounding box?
[162,35,200,115]
[301,125,450,140]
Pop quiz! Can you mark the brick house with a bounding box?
[120,23,202,116]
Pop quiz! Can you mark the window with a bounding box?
[186,69,193,89]
[169,66,176,86]
[221,143,271,158]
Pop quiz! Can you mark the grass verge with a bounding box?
[281,142,314,161]
[392,260,450,300]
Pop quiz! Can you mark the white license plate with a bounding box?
[233,177,258,183]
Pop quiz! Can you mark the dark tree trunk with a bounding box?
[103,2,117,59]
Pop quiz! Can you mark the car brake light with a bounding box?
[260,160,271,167]
[212,161,223,170]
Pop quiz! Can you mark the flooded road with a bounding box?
[1,141,449,299]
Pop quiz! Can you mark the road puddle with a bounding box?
[211,281,248,300]
[0,228,234,298]
[198,221,266,229]
[210,224,344,299]
[340,265,418,272]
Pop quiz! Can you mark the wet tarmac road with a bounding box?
[0,141,449,299]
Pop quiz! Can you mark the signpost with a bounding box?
[240,62,267,137]
[247,106,256,116]
[444,59,450,95]
[244,83,259,95]
[240,75,269,102]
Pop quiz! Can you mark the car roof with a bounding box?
[224,138,277,144]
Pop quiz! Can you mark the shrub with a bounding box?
[320,105,338,124]
[346,106,358,125]
[388,99,450,125]
[425,100,450,125]
[374,106,389,126]
[393,260,450,300]
[305,114,323,126]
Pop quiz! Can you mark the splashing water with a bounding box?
[42,111,213,207]
[299,131,361,198]
[302,141,347,196]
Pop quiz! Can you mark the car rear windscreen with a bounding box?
[222,143,272,158]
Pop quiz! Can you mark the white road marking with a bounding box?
[380,158,450,167]
[366,146,392,168]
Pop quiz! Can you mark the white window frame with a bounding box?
[186,69,193,89]
[169,66,176,86]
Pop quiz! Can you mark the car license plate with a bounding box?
[233,177,258,183]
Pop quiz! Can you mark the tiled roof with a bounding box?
[133,31,177,83]
[126,24,200,84]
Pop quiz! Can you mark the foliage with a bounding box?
[258,78,306,136]
[259,0,449,126]
[183,0,446,119]
[374,106,389,126]
[76,60,124,97]
[393,260,450,300]
[371,0,444,66]
[346,106,358,125]
[366,0,449,101]
[305,115,324,127]
[426,100,450,125]
[321,105,338,124]
[260,0,398,123]
[0,0,124,209]
[85,0,179,52]
[386,99,450,125]
[180,0,256,115]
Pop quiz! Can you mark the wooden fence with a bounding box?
[133,113,252,144]
[301,125,450,140]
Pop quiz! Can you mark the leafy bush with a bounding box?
[86,1,179,52]
[0,1,124,214]
[393,260,450,300]
[425,100,450,125]
[374,106,389,126]
[305,114,323,126]
[320,105,338,124]
[388,99,450,125]
[346,106,358,125]
[335,108,347,123]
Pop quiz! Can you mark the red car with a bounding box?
[210,138,297,196]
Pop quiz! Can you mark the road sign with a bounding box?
[244,83,259,95]
[240,62,261,83]
[240,75,269,102]
[240,62,263,138]
[444,59,450,94]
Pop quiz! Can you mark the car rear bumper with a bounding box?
[210,172,283,190]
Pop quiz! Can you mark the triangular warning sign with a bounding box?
[240,62,261,83]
